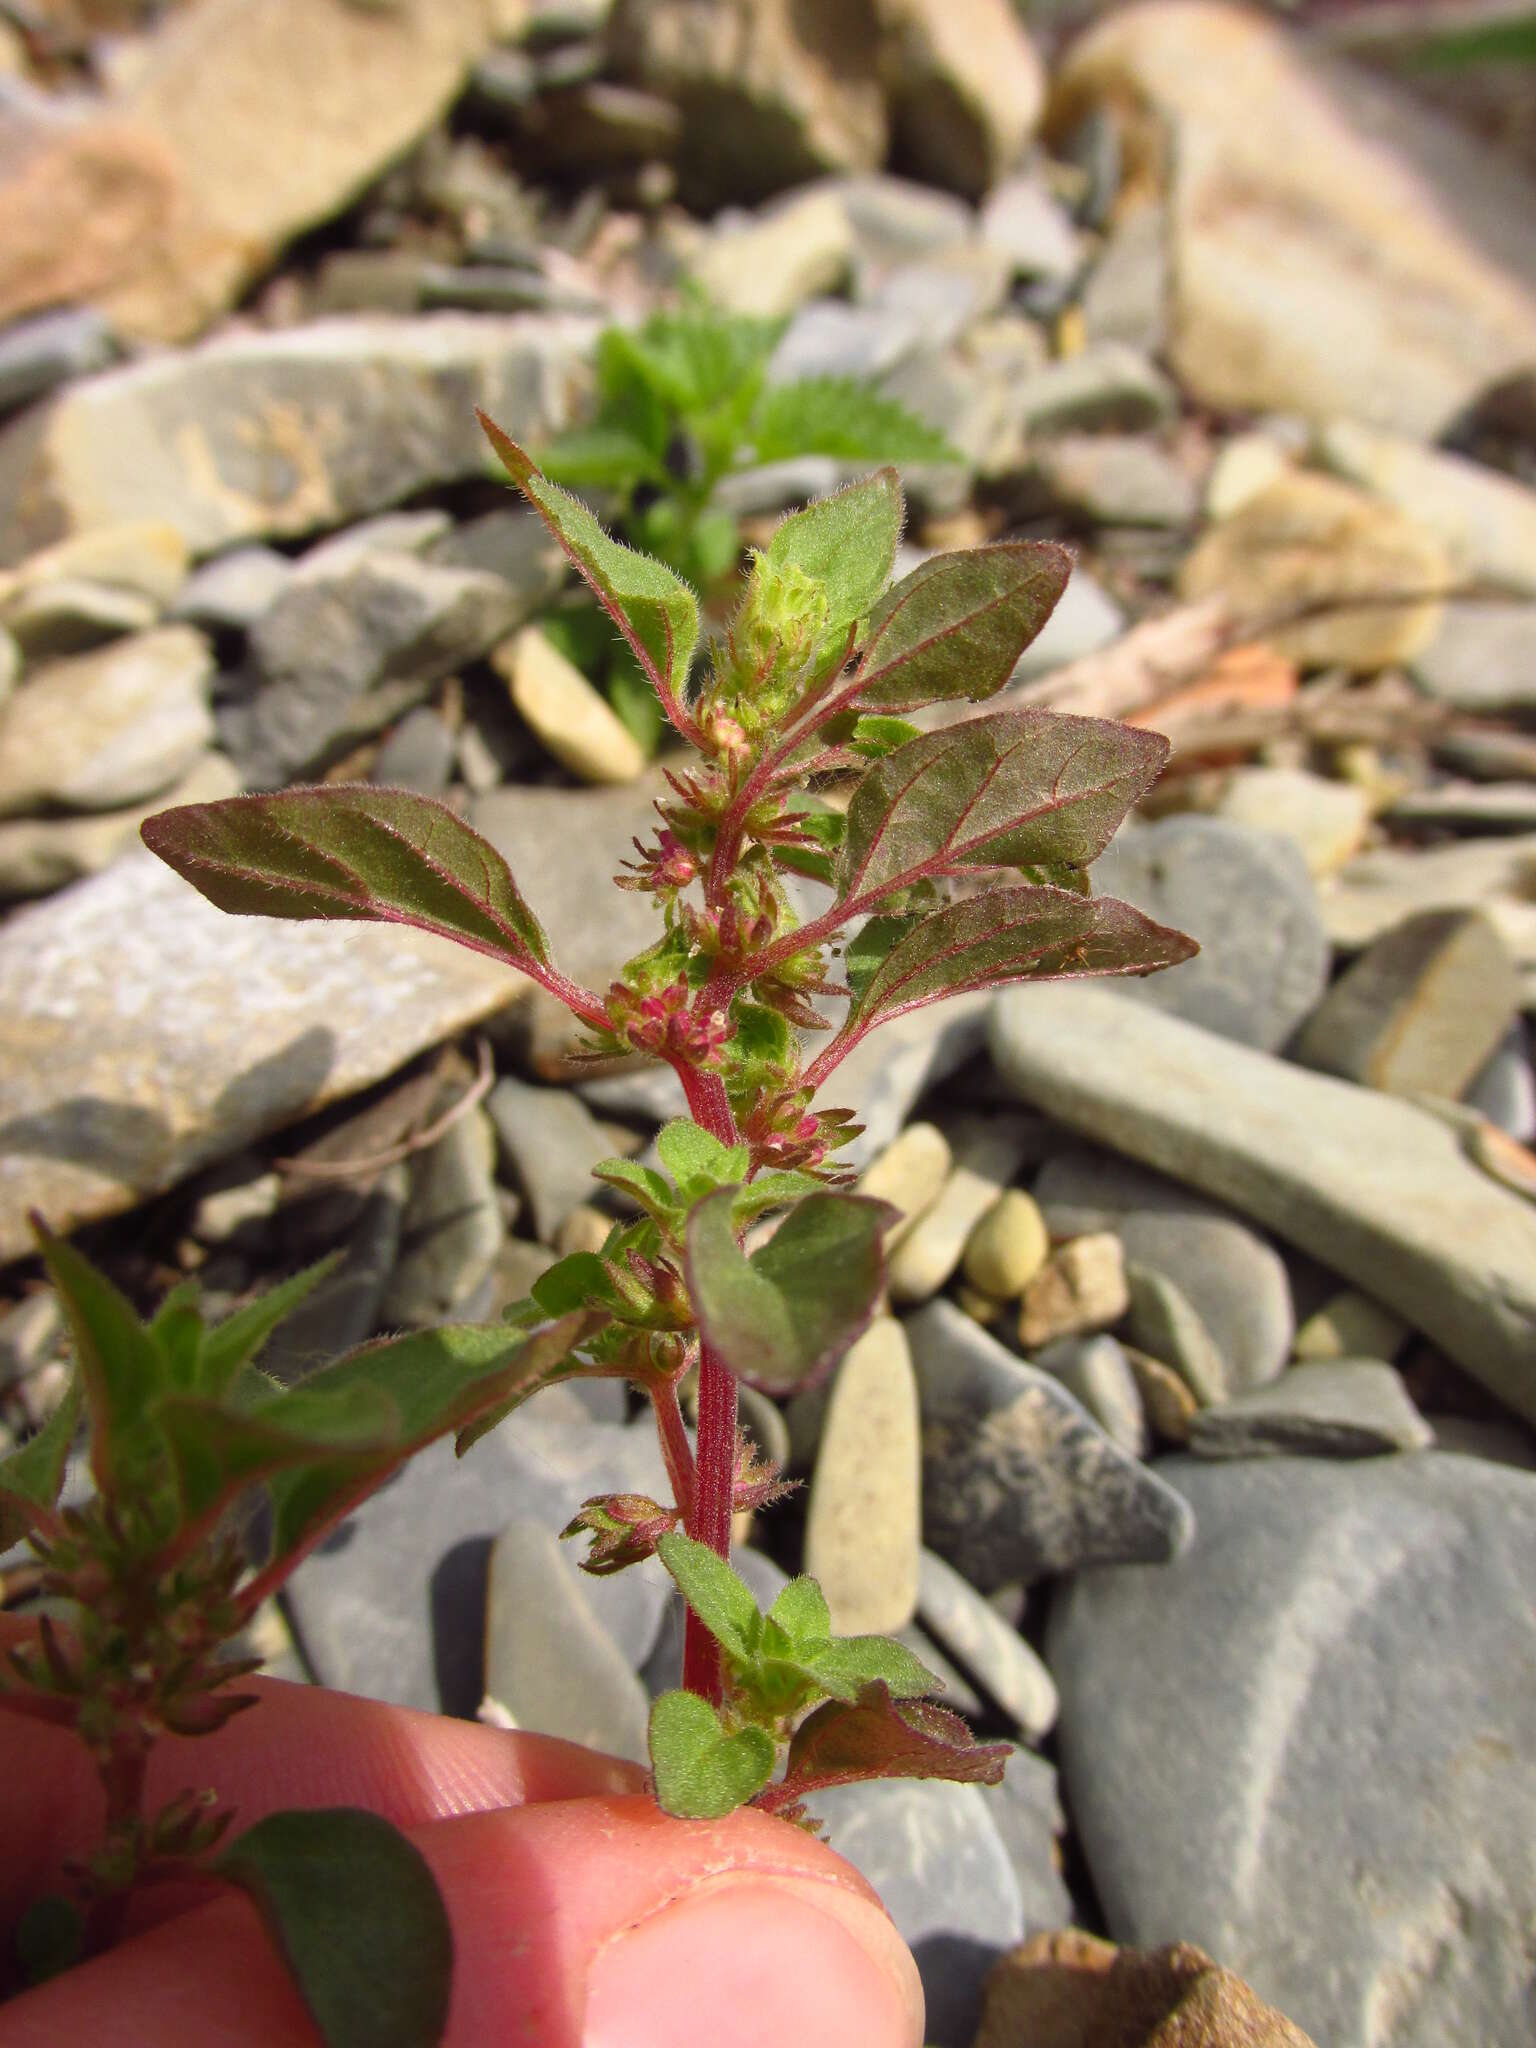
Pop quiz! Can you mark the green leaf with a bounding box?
[796,1632,943,1705]
[196,1256,343,1400]
[782,1683,1011,1799]
[764,470,903,670]
[604,304,784,420]
[480,415,698,696]
[843,885,1198,1033]
[656,1119,749,1197]
[218,1808,452,2048]
[142,787,550,971]
[837,709,1171,910]
[655,1530,762,1663]
[685,1188,893,1394]
[847,714,922,759]
[33,1222,168,1494]
[751,378,958,468]
[726,1169,827,1225]
[591,1156,681,1233]
[0,1377,81,1550]
[539,424,666,494]
[648,1690,776,1820]
[721,1002,794,1097]
[767,1573,830,1646]
[851,544,1072,712]
[530,1252,625,1318]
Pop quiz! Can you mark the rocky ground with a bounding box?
[2,3,1536,2045]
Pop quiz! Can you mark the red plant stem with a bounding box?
[83,1737,149,1955]
[671,1058,740,1705]
[652,1376,696,1522]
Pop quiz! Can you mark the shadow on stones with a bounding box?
[911,1933,1009,2048]
[430,1535,493,1719]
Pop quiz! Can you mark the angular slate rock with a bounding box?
[907,1299,1195,1591]
[1188,1361,1433,1460]
[1049,1453,1536,2048]
[1035,1335,1148,1457]
[1034,1145,1294,1391]
[1091,816,1329,1051]
[989,986,1536,1427]
[487,1075,617,1245]
[916,1546,1058,1739]
[283,1409,670,1716]
[805,1778,1024,2048]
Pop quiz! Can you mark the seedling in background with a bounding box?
[0,1224,599,2040]
[140,431,1193,1856]
[532,297,958,751]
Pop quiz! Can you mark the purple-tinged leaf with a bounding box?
[0,1376,81,1551]
[836,709,1170,911]
[685,1189,896,1395]
[774,1682,1011,1803]
[218,1808,451,2048]
[842,885,1197,1035]
[141,786,550,971]
[849,544,1071,712]
[479,413,698,698]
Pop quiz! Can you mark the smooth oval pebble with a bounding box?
[963,1188,1050,1300]
[804,1317,922,1635]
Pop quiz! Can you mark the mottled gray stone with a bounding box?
[0,314,598,562]
[1188,1361,1433,1460]
[170,545,293,633]
[1010,344,1177,438]
[980,177,1080,281]
[1035,1335,1148,1457]
[4,577,159,660]
[985,1746,1074,1934]
[238,552,522,781]
[487,1076,616,1245]
[989,985,1536,1427]
[482,1519,651,1764]
[371,706,457,796]
[1032,434,1198,530]
[916,1547,1057,1739]
[0,306,116,414]
[0,751,239,903]
[0,851,517,1261]
[1466,1019,1536,1142]
[257,1168,408,1384]
[767,300,925,384]
[0,625,213,817]
[805,1779,1023,2048]
[1410,601,1536,712]
[284,1410,670,1715]
[907,1298,1196,1591]
[1122,1265,1227,1406]
[1035,1146,1293,1392]
[1048,1453,1536,2048]
[378,1104,504,1327]
[1091,816,1329,1051]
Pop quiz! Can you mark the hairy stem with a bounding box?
[652,1377,696,1522]
[671,1059,740,1704]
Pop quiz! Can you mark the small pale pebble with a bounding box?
[1122,1344,1199,1444]
[493,625,646,784]
[1204,430,1291,520]
[554,1204,615,1258]
[956,1283,1007,1327]
[857,1122,952,1247]
[963,1188,1050,1300]
[889,1165,1012,1304]
[1293,1288,1409,1364]
[1017,1232,1127,1348]
[804,1317,921,1636]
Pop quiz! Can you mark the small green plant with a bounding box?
[0,1226,597,2039]
[533,297,957,749]
[140,423,1193,1826]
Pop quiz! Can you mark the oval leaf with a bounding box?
[844,885,1198,1034]
[851,543,1072,711]
[218,1808,452,2048]
[656,1530,762,1664]
[142,786,550,970]
[764,469,903,662]
[480,413,698,696]
[684,1189,894,1395]
[837,709,1170,911]
[648,1690,776,1820]
[782,1683,1010,1799]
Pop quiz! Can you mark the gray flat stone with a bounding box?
[482,1518,651,1764]
[916,1546,1058,1739]
[1035,1335,1148,1457]
[0,306,116,414]
[0,314,597,562]
[1091,816,1330,1051]
[1009,566,1125,681]
[284,1409,670,1715]
[1034,1146,1293,1391]
[1048,1453,1536,2047]
[0,850,517,1261]
[907,1298,1196,1590]
[487,1076,616,1244]
[170,545,293,633]
[378,1103,504,1327]
[985,1745,1074,1935]
[1466,1019,1536,1142]
[1122,1265,1228,1406]
[1188,1361,1433,1459]
[1410,600,1536,712]
[989,986,1536,1425]
[805,1778,1024,2048]
[371,706,457,796]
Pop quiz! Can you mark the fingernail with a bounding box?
[584,1874,923,2048]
